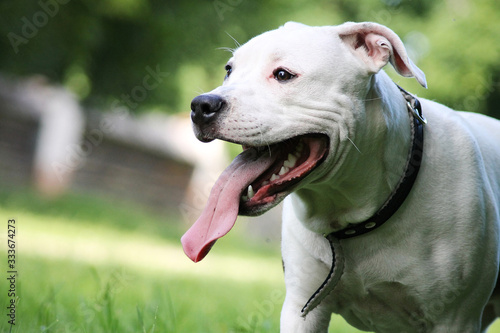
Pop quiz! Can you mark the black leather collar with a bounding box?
[301,85,426,317]
[328,84,426,240]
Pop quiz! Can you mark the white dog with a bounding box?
[181,22,500,332]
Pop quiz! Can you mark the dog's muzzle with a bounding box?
[184,93,330,263]
[190,94,225,142]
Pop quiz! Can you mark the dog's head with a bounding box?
[182,22,427,262]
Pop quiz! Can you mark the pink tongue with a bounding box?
[181,148,277,262]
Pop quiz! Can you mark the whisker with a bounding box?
[217,46,236,53]
[347,137,362,154]
[256,122,272,156]
[225,32,241,49]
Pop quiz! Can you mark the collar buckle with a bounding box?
[406,99,427,126]
[399,85,427,126]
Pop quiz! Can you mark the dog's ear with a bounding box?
[338,22,427,88]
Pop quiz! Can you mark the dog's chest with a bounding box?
[330,273,428,332]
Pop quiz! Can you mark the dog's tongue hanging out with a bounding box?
[181,136,328,263]
[181,147,277,262]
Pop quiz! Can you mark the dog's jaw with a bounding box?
[239,135,329,215]
[181,134,329,262]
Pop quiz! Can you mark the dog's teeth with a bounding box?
[284,153,297,168]
[261,180,269,186]
[270,174,280,181]
[247,185,255,199]
[241,195,248,201]
[279,166,289,176]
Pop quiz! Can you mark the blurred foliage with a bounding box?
[0,0,499,118]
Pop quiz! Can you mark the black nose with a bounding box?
[191,94,225,126]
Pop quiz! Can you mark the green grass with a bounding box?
[1,256,286,333]
[0,190,288,333]
[1,190,500,333]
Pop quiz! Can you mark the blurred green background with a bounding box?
[1,0,500,117]
[1,0,500,332]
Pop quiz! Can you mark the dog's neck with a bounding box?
[291,71,412,234]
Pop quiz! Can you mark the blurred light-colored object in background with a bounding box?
[0,75,84,197]
[0,75,230,218]
[101,109,230,221]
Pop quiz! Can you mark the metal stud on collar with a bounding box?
[364,221,376,229]
[339,220,380,237]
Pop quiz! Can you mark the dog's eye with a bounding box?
[225,64,232,79]
[273,68,295,82]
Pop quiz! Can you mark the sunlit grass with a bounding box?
[0,202,289,332]
[0,191,290,332]
[16,209,284,284]
[1,190,500,332]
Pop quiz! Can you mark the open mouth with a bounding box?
[239,134,330,215]
[181,134,329,262]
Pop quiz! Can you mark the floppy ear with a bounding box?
[338,22,427,88]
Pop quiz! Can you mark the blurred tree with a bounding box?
[0,0,499,118]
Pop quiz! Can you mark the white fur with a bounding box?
[202,22,500,332]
